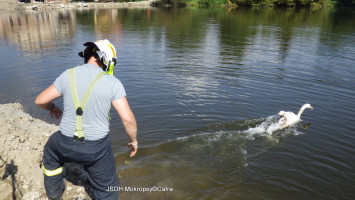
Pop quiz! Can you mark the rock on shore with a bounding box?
[0,103,89,200]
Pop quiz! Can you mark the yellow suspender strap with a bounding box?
[43,166,63,176]
[69,68,106,142]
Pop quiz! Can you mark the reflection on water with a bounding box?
[77,9,123,40]
[0,7,354,200]
[0,10,76,53]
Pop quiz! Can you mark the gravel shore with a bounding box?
[1,0,157,10]
[0,103,90,200]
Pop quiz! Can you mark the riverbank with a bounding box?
[162,0,354,7]
[0,0,158,10]
[0,103,90,199]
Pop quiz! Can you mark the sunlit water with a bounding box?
[0,7,354,200]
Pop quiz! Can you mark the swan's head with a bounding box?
[304,103,313,110]
[278,111,286,116]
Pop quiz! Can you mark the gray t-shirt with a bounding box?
[53,63,126,141]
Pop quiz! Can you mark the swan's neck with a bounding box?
[297,105,308,116]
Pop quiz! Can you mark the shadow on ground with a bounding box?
[1,157,23,200]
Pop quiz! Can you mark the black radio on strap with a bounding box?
[76,107,83,116]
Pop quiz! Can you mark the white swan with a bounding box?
[277,103,313,129]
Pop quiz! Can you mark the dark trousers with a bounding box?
[43,131,119,199]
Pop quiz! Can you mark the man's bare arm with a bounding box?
[35,84,62,119]
[112,97,138,157]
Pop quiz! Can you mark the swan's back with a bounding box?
[284,112,299,122]
[277,111,300,128]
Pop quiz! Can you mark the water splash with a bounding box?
[172,115,305,168]
[242,115,302,136]
[177,115,303,144]
[242,115,279,136]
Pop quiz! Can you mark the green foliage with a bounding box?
[197,0,226,6]
[297,0,312,6]
[71,0,355,6]
[160,0,187,6]
[186,0,200,6]
[174,0,353,7]
[275,0,296,6]
[230,0,252,6]
[249,0,276,7]
[73,0,354,6]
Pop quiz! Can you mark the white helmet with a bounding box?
[79,39,117,75]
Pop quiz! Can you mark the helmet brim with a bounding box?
[78,42,98,57]
[83,42,97,48]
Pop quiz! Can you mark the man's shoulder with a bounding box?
[73,64,89,70]
[56,67,71,79]
[102,74,122,85]
[61,65,83,74]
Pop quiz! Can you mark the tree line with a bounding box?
[158,0,355,7]
[71,0,354,7]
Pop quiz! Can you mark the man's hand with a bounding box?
[49,105,63,119]
[127,141,138,157]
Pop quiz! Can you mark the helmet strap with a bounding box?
[100,57,107,71]
[107,61,114,75]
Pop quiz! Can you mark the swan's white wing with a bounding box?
[278,117,287,126]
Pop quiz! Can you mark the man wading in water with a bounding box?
[35,39,138,200]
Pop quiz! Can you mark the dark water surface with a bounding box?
[0,7,354,200]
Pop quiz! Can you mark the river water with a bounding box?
[0,7,354,200]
